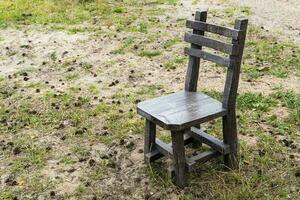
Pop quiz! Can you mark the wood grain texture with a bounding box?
[186,19,241,39]
[144,120,157,163]
[186,151,220,171]
[185,10,207,92]
[171,130,186,188]
[189,127,230,155]
[138,10,249,187]
[144,120,156,153]
[137,91,226,130]
[184,32,238,55]
[223,19,248,108]
[184,47,231,67]
[145,133,195,163]
[222,19,248,169]
[155,138,173,159]
[169,150,221,174]
[144,149,164,163]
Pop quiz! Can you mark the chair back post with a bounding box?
[222,19,248,110]
[184,10,207,92]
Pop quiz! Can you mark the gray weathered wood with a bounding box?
[137,10,248,188]
[169,150,220,175]
[186,150,220,171]
[171,130,186,188]
[184,47,231,67]
[186,20,241,39]
[144,149,164,163]
[155,138,173,159]
[185,10,207,92]
[189,127,230,155]
[145,133,194,162]
[137,91,226,130]
[144,119,156,162]
[184,32,238,55]
[222,19,248,169]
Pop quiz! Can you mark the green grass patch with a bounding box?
[163,56,186,70]
[162,37,181,49]
[243,26,300,79]
[237,92,277,111]
[111,37,135,54]
[139,50,161,58]
[0,0,176,27]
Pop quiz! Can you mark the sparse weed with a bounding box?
[139,50,161,58]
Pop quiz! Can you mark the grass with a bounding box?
[0,0,178,28]
[0,0,94,27]
[163,56,186,70]
[0,0,299,199]
[139,50,162,58]
[243,26,300,79]
[111,37,135,54]
[237,92,277,111]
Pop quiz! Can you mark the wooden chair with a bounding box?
[137,10,248,188]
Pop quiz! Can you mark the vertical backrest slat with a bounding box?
[222,19,248,108]
[184,10,207,92]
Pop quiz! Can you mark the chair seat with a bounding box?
[137,91,227,130]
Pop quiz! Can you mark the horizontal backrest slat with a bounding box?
[184,32,238,55]
[184,47,230,67]
[186,20,241,39]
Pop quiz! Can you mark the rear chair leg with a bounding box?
[189,125,202,148]
[171,130,187,188]
[144,119,156,163]
[222,113,238,169]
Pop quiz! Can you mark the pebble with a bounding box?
[88,159,96,167]
[138,149,143,153]
[12,147,21,155]
[3,174,17,186]
[67,168,76,173]
[50,191,56,197]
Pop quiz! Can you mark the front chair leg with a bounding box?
[144,119,156,163]
[171,130,186,188]
[222,113,239,169]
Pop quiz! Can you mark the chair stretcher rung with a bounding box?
[169,150,221,174]
[188,127,230,155]
[155,138,173,159]
[146,133,194,162]
[144,150,164,163]
[186,150,220,171]
[184,47,231,67]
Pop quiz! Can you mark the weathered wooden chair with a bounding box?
[137,10,248,188]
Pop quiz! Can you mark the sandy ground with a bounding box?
[1,1,299,95]
[180,0,300,44]
[0,0,299,199]
[232,0,300,44]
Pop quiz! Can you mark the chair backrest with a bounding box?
[184,10,248,109]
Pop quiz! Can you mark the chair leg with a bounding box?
[222,112,239,169]
[144,119,156,162]
[171,130,186,188]
[190,124,202,148]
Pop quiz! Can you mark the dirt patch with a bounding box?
[232,0,300,44]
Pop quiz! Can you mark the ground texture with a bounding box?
[0,0,299,199]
